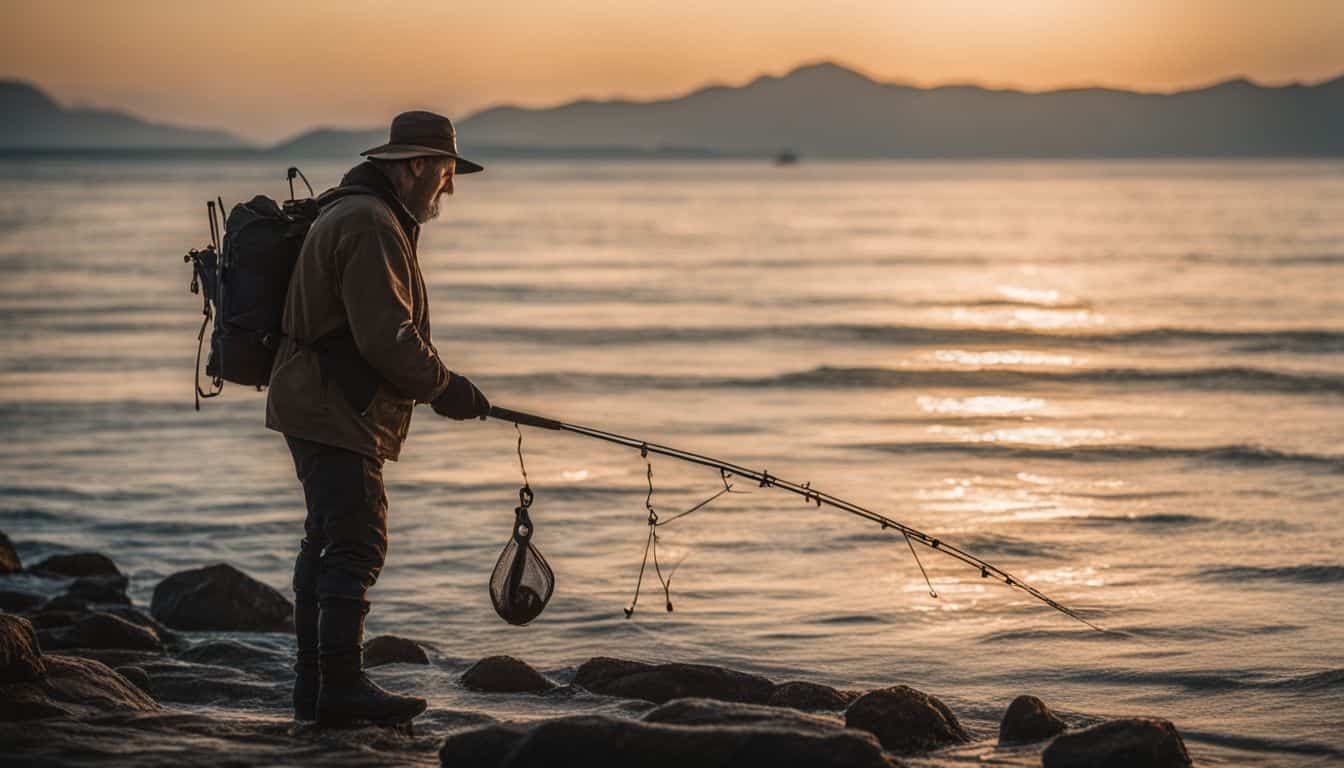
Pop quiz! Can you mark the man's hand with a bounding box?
[431,372,490,420]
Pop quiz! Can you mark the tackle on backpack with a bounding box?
[183,167,319,408]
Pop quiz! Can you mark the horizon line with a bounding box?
[7,58,1342,149]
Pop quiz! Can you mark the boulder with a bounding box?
[115,665,152,694]
[573,656,776,705]
[1,614,47,683]
[0,532,20,573]
[642,698,842,734]
[40,594,91,613]
[150,563,293,632]
[39,612,163,653]
[1042,718,1192,768]
[28,552,121,579]
[63,573,131,605]
[26,609,84,629]
[176,638,281,669]
[439,714,901,768]
[0,654,158,721]
[102,606,181,649]
[845,684,969,754]
[363,635,430,668]
[460,655,554,693]
[119,654,288,708]
[767,680,856,710]
[999,694,1067,743]
[0,588,46,612]
[438,721,534,767]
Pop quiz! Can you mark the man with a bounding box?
[266,111,490,725]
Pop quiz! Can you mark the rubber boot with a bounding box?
[316,599,426,726]
[293,597,319,721]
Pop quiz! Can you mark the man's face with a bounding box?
[407,157,455,223]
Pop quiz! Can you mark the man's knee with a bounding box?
[293,536,327,597]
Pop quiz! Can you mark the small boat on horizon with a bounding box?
[774,149,799,165]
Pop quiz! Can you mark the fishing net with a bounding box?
[490,488,554,625]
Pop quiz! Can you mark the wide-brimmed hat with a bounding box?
[360,110,484,174]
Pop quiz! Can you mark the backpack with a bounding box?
[183,167,337,409]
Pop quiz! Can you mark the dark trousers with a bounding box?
[286,435,389,605]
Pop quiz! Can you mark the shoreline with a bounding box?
[1,534,1195,766]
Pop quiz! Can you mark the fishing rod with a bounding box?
[488,405,1105,632]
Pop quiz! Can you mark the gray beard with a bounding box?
[407,173,444,223]
[411,197,441,223]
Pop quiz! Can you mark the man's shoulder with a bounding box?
[312,192,400,236]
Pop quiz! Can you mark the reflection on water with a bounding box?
[931,349,1080,366]
[0,157,1341,766]
[917,395,1049,415]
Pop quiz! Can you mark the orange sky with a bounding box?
[4,0,1342,143]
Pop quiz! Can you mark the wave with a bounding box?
[1194,564,1344,584]
[855,441,1344,471]
[1073,512,1211,526]
[485,364,1344,396]
[1060,666,1344,698]
[832,530,1068,559]
[1179,729,1344,759]
[452,323,1344,353]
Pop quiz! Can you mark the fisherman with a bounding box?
[266,111,491,725]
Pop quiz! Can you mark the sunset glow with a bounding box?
[4,0,1341,141]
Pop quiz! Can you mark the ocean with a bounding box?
[1,156,1341,765]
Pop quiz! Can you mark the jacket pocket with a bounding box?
[363,387,414,442]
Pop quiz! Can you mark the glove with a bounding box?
[431,372,491,420]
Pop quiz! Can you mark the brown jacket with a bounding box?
[266,162,451,461]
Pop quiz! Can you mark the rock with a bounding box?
[642,698,842,734]
[439,714,901,768]
[39,612,164,653]
[363,634,430,668]
[26,610,75,628]
[122,654,288,708]
[28,552,122,579]
[0,708,458,765]
[40,594,91,613]
[57,648,163,670]
[767,680,857,710]
[0,532,20,573]
[63,573,131,604]
[0,654,158,721]
[1,614,47,683]
[1042,718,1192,768]
[115,665,152,694]
[845,684,969,754]
[460,655,554,693]
[0,588,46,612]
[573,656,776,705]
[438,720,533,767]
[150,563,293,632]
[27,609,83,629]
[999,694,1067,743]
[177,638,280,669]
[102,606,181,649]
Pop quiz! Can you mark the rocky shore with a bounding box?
[0,531,1193,767]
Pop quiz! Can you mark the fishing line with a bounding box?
[623,458,747,616]
[491,405,1106,632]
[904,532,938,598]
[514,422,530,492]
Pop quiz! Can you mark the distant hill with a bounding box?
[0,81,248,149]
[269,126,721,159]
[456,62,1344,158]
[6,64,1344,157]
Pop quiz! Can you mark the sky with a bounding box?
[3,0,1342,143]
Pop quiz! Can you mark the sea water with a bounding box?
[1,156,1341,766]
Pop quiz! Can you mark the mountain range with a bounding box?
[0,81,244,149]
[4,62,1343,157]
